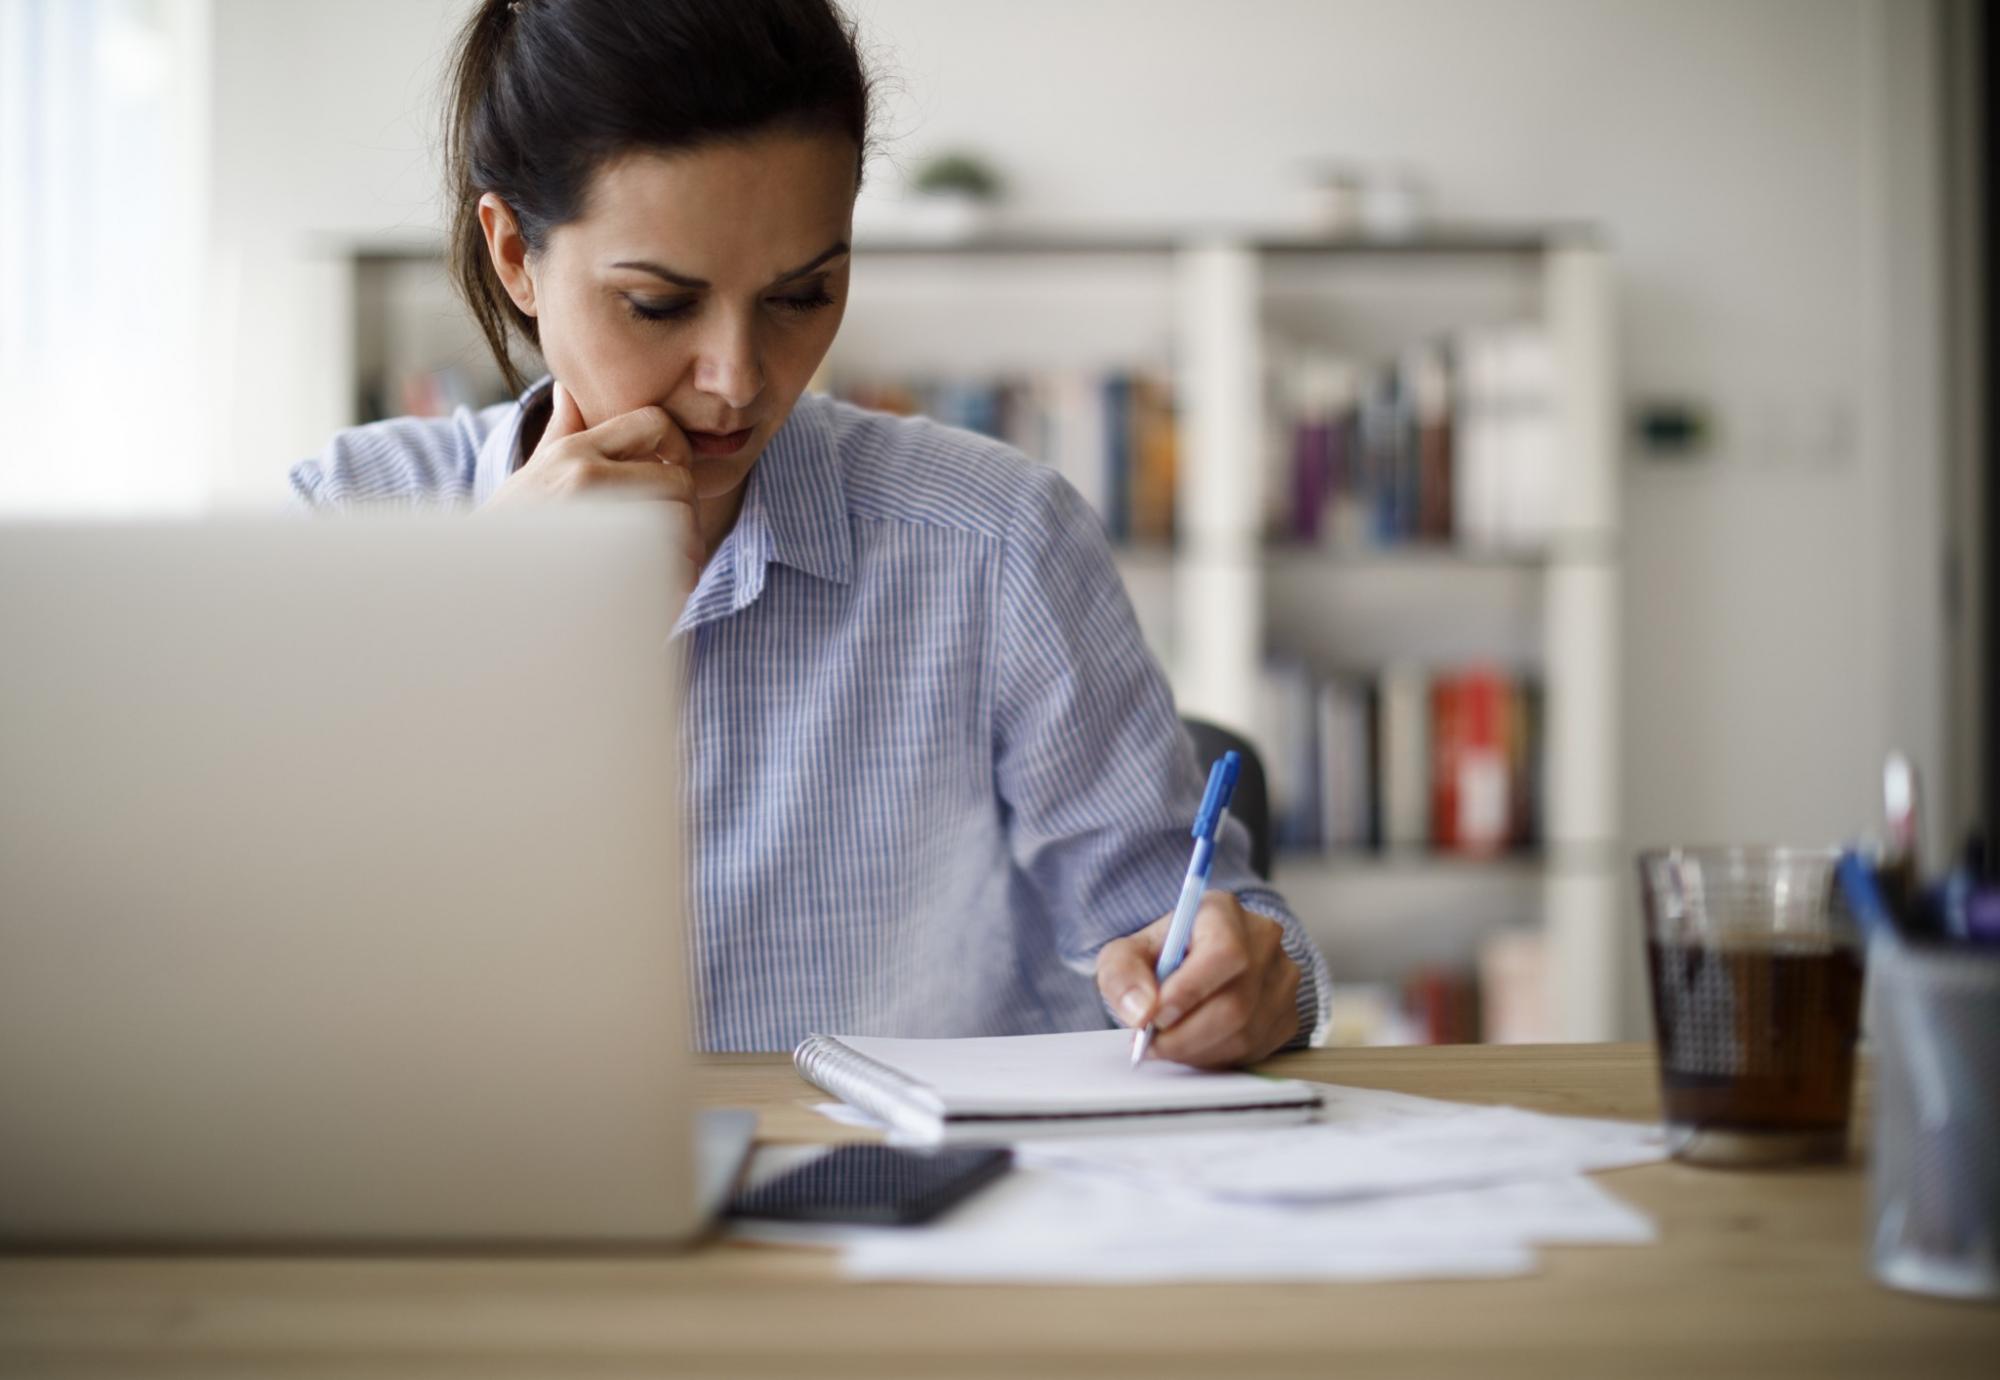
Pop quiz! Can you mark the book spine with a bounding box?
[1478,928,1551,1043]
[1130,373,1178,546]
[1429,673,1463,851]
[1054,371,1110,525]
[1380,664,1430,851]
[1514,677,1543,851]
[1410,343,1454,541]
[1261,658,1321,852]
[1102,374,1132,546]
[1455,667,1511,855]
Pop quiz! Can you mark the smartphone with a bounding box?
[726,1144,1012,1226]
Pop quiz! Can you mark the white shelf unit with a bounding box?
[343,229,1623,1041]
[831,231,1621,1042]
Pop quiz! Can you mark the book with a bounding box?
[1264,323,1553,551]
[1316,675,1373,851]
[1101,375,1133,545]
[1379,663,1431,851]
[1261,658,1322,851]
[1403,965,1481,1044]
[1128,373,1179,547]
[793,1029,1325,1144]
[1407,343,1455,541]
[1431,667,1513,856]
[1479,928,1552,1043]
[1258,659,1542,862]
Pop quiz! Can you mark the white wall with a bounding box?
[204,0,1949,1027]
[839,0,1934,848]
[206,0,462,498]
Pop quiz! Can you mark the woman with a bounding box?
[292,0,1329,1065]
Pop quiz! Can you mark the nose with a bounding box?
[688,309,764,412]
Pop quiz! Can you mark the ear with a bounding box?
[477,192,537,317]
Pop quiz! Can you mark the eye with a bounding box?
[770,285,836,314]
[622,295,695,323]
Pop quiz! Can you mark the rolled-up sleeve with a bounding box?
[989,466,1331,1047]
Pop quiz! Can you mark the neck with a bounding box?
[692,486,747,572]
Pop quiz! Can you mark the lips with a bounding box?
[684,425,754,457]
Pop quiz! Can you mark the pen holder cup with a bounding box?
[1868,941,2000,1300]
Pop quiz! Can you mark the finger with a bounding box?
[574,404,676,462]
[1095,927,1164,1029]
[1153,953,1294,1068]
[649,417,693,467]
[591,457,694,501]
[544,378,587,445]
[1149,973,1259,1068]
[1153,895,1254,1029]
[562,459,696,502]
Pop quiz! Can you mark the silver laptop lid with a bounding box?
[0,508,699,1246]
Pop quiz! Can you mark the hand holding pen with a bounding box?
[1092,751,1305,1069]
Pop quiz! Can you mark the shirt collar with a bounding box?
[737,389,851,589]
[677,389,852,634]
[470,375,548,508]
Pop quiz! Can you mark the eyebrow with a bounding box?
[609,240,850,290]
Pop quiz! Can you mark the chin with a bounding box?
[691,459,756,502]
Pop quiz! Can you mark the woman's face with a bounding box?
[487,127,857,504]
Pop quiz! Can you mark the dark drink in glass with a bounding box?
[1637,848,1865,1165]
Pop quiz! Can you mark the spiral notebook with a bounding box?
[794,1029,1324,1144]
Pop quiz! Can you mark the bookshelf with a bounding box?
[826,230,1620,1044]
[339,225,1621,1045]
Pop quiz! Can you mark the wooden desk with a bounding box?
[2,1043,1993,1378]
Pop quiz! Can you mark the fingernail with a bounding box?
[1118,990,1148,1025]
[1157,1005,1182,1029]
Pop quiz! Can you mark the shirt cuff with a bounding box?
[1238,887,1332,1049]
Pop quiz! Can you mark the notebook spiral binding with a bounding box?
[794,1034,945,1133]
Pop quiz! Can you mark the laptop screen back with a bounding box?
[0,509,697,1246]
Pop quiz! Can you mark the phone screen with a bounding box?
[726,1144,1012,1226]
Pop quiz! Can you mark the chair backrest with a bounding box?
[1180,717,1274,881]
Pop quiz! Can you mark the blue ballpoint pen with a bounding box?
[1130,750,1242,1066]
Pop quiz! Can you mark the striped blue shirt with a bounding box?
[291,381,1331,1051]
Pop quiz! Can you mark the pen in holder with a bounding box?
[1837,849,2000,1301]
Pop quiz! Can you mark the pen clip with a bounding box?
[1192,751,1241,842]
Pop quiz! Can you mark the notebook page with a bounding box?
[824,1029,1318,1117]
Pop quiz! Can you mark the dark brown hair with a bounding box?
[444,0,874,395]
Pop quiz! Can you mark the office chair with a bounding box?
[1179,717,1273,880]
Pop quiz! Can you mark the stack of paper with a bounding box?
[746,1034,1667,1283]
[834,1166,1650,1283]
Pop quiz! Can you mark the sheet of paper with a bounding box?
[747,1089,1662,1283]
[834,1165,1648,1283]
[810,1101,889,1131]
[1015,1086,1664,1202]
[845,1237,1539,1284]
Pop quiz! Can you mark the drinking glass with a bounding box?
[1637,846,1865,1166]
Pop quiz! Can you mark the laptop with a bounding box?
[0,508,751,1248]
